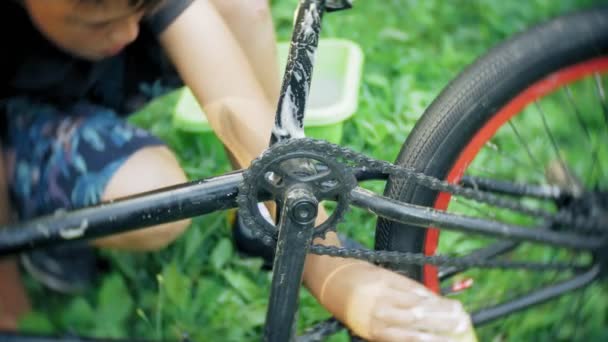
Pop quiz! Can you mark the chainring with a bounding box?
[237,139,358,245]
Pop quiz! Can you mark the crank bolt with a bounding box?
[291,200,318,225]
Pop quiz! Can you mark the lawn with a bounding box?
[19,0,606,341]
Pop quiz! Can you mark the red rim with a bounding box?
[423,57,608,293]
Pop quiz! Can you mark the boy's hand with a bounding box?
[317,261,475,342]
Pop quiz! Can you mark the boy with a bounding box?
[0,1,473,341]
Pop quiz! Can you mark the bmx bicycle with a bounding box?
[1,0,607,340]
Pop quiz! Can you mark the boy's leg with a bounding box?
[210,0,280,103]
[94,145,190,250]
[6,100,190,250]
[208,0,282,260]
[0,260,30,331]
[6,99,190,292]
[0,144,31,331]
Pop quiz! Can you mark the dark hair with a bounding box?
[76,0,166,11]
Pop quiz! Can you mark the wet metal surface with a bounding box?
[0,172,245,256]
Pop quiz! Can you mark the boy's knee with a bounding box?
[102,145,187,200]
[95,145,191,251]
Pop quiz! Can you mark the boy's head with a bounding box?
[22,0,165,61]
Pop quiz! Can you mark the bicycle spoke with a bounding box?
[466,165,504,178]
[442,76,604,335]
[445,243,578,312]
[550,287,585,340]
[570,289,586,340]
[535,101,569,173]
[594,73,608,128]
[471,265,600,326]
[507,120,544,174]
[564,85,605,183]
[564,86,593,141]
[483,137,545,179]
[593,73,608,188]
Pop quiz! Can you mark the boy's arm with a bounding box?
[159,0,272,169]
[157,0,341,281]
[158,1,473,341]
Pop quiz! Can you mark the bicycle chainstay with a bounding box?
[237,138,604,273]
[239,138,601,341]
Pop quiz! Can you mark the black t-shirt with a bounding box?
[0,0,194,116]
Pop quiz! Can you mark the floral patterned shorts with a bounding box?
[2,98,164,220]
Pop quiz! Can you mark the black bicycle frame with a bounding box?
[0,0,602,341]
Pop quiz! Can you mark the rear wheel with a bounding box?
[377,7,608,340]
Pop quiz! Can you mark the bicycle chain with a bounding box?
[237,137,603,269]
[238,138,605,251]
[308,245,584,271]
[324,140,602,234]
[238,138,602,341]
[239,138,603,237]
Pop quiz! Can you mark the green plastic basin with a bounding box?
[140,39,364,145]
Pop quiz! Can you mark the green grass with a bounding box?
[19,0,607,341]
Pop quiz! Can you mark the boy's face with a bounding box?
[23,0,146,61]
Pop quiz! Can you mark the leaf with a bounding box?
[232,257,265,273]
[104,251,138,281]
[136,308,151,325]
[189,278,224,318]
[92,322,125,339]
[19,311,55,334]
[243,301,267,328]
[364,73,390,91]
[162,262,192,310]
[183,224,204,263]
[210,238,233,271]
[222,269,261,302]
[61,297,95,333]
[97,273,133,326]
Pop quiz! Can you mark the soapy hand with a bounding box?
[318,261,476,342]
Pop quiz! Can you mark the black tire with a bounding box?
[376,6,608,287]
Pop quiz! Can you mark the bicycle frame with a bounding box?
[0,1,602,341]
